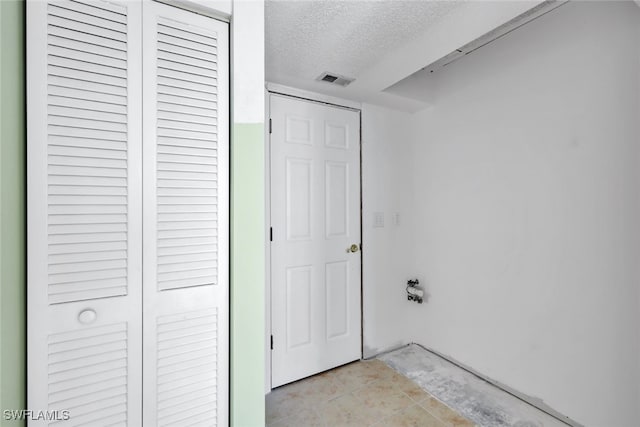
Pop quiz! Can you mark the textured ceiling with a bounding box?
[266,0,465,91]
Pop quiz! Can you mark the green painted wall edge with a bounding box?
[230,123,265,427]
[0,0,27,426]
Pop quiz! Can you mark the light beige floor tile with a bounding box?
[384,370,416,386]
[364,359,395,375]
[314,363,348,384]
[266,360,475,427]
[385,371,431,402]
[320,392,384,426]
[353,380,415,416]
[267,407,324,427]
[265,381,316,423]
[400,382,431,403]
[420,395,476,427]
[331,360,391,391]
[293,371,346,402]
[375,404,447,427]
[355,378,397,395]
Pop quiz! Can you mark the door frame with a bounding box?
[264,83,363,392]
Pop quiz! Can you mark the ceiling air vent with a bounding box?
[317,72,354,87]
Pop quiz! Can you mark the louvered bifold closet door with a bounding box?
[27,0,142,426]
[141,2,229,426]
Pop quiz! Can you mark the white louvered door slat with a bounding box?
[30,1,228,425]
[28,0,142,425]
[142,2,229,427]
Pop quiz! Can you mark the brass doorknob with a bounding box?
[349,244,359,253]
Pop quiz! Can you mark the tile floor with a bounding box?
[265,358,475,427]
[380,345,570,427]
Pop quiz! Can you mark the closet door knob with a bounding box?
[348,244,359,253]
[78,309,97,324]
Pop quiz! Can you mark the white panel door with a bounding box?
[27,0,143,425]
[270,95,361,387]
[142,2,229,426]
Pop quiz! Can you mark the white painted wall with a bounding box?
[361,104,415,357]
[232,0,264,124]
[405,2,640,425]
[266,3,640,423]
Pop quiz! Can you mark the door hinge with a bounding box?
[270,335,274,350]
[270,227,273,242]
[269,118,272,134]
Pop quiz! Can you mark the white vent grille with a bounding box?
[46,0,130,304]
[155,19,219,291]
[316,71,355,87]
